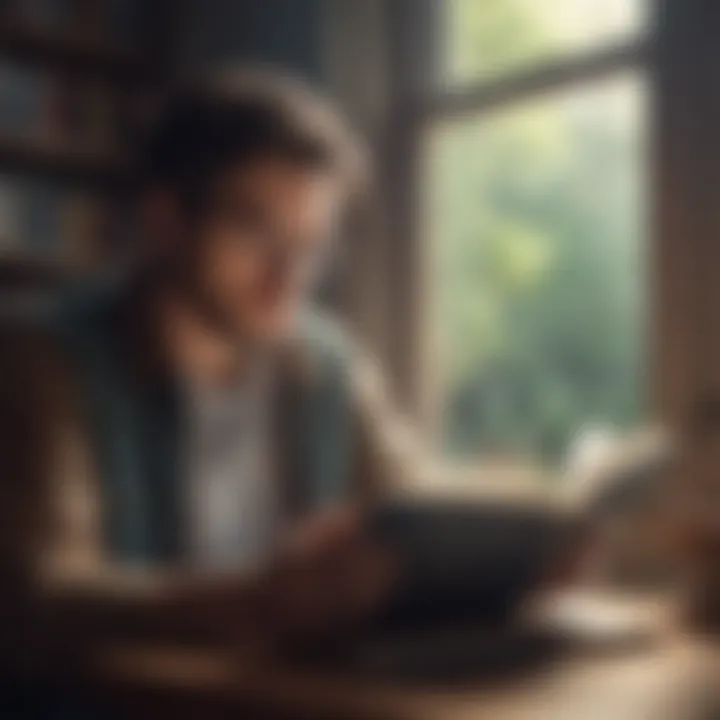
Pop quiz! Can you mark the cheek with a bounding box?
[196,231,264,306]
[199,233,302,318]
[215,243,263,293]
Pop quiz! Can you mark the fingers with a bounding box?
[283,505,360,560]
[336,538,396,620]
[268,507,395,639]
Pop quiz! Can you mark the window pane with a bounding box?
[443,0,647,86]
[427,73,646,468]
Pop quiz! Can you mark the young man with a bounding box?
[0,71,411,675]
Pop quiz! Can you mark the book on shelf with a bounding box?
[23,179,63,254]
[82,79,116,152]
[44,74,117,153]
[0,58,121,156]
[0,174,113,267]
[62,189,112,267]
[0,174,21,252]
[0,60,46,139]
[2,0,142,46]
[6,1,73,32]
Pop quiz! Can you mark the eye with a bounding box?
[217,201,267,239]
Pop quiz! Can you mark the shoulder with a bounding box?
[276,310,362,414]
[290,309,388,409]
[297,310,354,372]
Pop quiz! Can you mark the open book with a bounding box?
[561,426,676,519]
[367,426,676,631]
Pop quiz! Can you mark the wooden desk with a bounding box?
[90,633,720,720]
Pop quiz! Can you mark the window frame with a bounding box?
[385,0,655,449]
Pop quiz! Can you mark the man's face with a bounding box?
[177,157,340,342]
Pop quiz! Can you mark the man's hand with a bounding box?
[177,507,395,646]
[266,507,395,639]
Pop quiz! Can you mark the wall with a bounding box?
[176,0,325,79]
[318,0,395,368]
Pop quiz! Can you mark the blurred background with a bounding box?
[0,0,714,492]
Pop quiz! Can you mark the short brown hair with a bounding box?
[143,68,365,209]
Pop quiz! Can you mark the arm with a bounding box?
[348,351,438,497]
[0,322,406,679]
[0,325,269,678]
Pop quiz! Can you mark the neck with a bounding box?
[156,289,246,388]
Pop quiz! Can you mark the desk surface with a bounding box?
[81,589,714,720]
[94,631,720,720]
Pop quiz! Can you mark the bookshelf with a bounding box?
[0,0,172,282]
[0,23,147,80]
[0,132,130,184]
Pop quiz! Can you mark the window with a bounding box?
[444,0,647,85]
[422,0,650,474]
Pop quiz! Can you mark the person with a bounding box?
[0,69,415,680]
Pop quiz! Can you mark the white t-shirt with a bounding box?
[182,367,278,571]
